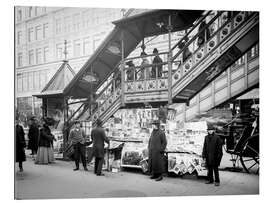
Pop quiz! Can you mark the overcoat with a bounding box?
[27,124,39,151]
[38,125,54,148]
[202,133,223,167]
[91,127,109,158]
[148,129,167,174]
[16,124,26,162]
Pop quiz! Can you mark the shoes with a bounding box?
[215,182,220,186]
[73,168,79,171]
[150,176,156,179]
[19,168,23,172]
[96,173,105,176]
[205,181,214,184]
[155,176,163,181]
[84,167,88,171]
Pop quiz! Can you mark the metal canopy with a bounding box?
[34,61,75,98]
[63,9,203,99]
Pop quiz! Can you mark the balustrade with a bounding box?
[172,11,255,87]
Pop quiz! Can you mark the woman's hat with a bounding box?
[153,48,158,54]
[43,117,55,126]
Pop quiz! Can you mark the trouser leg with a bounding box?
[79,144,86,168]
[214,166,220,183]
[94,157,98,174]
[96,158,104,175]
[74,144,80,169]
[207,166,214,182]
[19,161,23,169]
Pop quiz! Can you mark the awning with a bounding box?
[63,9,204,99]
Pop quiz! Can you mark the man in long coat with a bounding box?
[148,120,167,181]
[16,119,26,172]
[202,125,223,186]
[27,117,39,157]
[91,119,109,176]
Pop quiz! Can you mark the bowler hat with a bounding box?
[74,120,80,124]
[96,119,103,126]
[126,60,134,66]
[153,48,158,54]
[207,123,215,131]
[152,120,160,125]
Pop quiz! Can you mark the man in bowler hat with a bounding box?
[148,120,167,181]
[202,124,223,186]
[91,119,110,176]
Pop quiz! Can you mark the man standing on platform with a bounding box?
[202,124,223,186]
[91,119,109,176]
[148,120,167,181]
[69,120,88,171]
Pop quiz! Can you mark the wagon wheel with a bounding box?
[240,134,259,174]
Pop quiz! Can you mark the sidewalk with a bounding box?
[15,151,259,199]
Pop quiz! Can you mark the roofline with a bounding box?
[112,9,159,25]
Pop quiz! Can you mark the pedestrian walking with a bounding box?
[152,48,163,78]
[27,117,39,159]
[69,120,88,171]
[148,120,167,181]
[91,119,109,176]
[202,124,223,186]
[15,119,26,172]
[35,117,56,164]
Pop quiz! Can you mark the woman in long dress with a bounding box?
[35,117,56,164]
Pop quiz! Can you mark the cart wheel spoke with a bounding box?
[247,162,257,171]
[246,144,259,155]
[242,158,256,162]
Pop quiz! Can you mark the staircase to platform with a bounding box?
[66,11,259,128]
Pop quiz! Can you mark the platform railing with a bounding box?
[171,11,255,88]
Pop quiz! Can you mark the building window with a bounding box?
[43,23,49,38]
[93,37,101,51]
[82,10,91,28]
[29,50,34,65]
[55,18,61,34]
[74,39,81,57]
[64,16,72,33]
[36,48,42,64]
[44,47,49,62]
[34,71,40,90]
[18,53,23,67]
[35,25,42,40]
[83,37,91,55]
[17,31,22,45]
[17,9,22,21]
[28,6,33,18]
[42,7,46,13]
[66,41,72,58]
[28,72,34,91]
[17,73,23,93]
[73,13,80,31]
[22,73,28,92]
[40,70,47,89]
[56,44,63,59]
[28,27,34,42]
